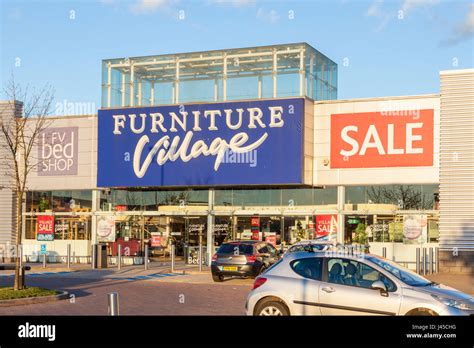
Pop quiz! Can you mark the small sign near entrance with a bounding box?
[37,234,54,241]
[151,235,162,247]
[40,244,47,255]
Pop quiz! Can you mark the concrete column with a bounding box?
[91,190,100,247]
[206,189,215,266]
[337,186,345,244]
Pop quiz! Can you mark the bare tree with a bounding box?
[0,77,54,290]
[367,185,433,210]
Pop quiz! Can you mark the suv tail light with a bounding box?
[253,277,267,290]
[211,253,217,262]
[246,255,257,263]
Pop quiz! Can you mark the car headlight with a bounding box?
[431,295,474,310]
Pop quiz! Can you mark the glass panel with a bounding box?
[102,43,337,107]
[100,189,208,211]
[346,185,439,211]
[24,215,91,240]
[27,191,53,213]
[54,215,91,240]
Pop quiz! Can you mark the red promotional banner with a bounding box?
[37,215,54,234]
[115,205,127,212]
[265,235,277,246]
[330,109,434,168]
[251,217,260,227]
[150,235,162,247]
[315,215,338,238]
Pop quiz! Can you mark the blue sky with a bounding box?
[1,0,473,115]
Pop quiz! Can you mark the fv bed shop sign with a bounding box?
[38,127,78,175]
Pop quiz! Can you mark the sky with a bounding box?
[1,0,473,115]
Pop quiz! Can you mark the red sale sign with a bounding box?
[316,215,338,238]
[37,216,54,234]
[331,110,434,168]
[265,235,277,246]
[251,217,260,227]
[150,235,162,247]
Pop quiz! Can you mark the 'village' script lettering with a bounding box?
[112,106,287,178]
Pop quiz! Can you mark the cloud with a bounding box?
[367,0,383,17]
[130,0,179,15]
[401,0,440,14]
[209,0,256,7]
[441,3,474,46]
[366,0,391,31]
[256,8,280,24]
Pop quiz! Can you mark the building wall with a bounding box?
[313,95,440,186]
[0,101,20,246]
[26,115,97,190]
[439,69,474,275]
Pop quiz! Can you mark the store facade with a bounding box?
[1,44,472,273]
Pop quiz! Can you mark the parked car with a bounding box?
[285,240,336,254]
[211,241,282,282]
[246,251,474,316]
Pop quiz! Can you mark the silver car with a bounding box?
[285,240,336,254]
[246,251,474,316]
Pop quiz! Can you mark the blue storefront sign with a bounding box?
[97,98,305,187]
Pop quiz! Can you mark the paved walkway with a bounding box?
[0,276,251,315]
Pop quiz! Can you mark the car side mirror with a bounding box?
[371,281,388,296]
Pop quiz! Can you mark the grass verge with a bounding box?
[0,287,59,300]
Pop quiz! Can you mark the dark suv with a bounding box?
[211,241,281,282]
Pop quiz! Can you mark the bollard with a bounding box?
[428,248,433,274]
[198,232,203,272]
[171,244,175,273]
[416,248,420,274]
[144,244,149,271]
[108,292,119,316]
[18,244,23,269]
[118,244,122,270]
[67,244,71,270]
[435,247,439,273]
[421,248,427,275]
[19,246,24,288]
[91,244,96,269]
[198,245,203,272]
[382,247,387,259]
[43,253,47,269]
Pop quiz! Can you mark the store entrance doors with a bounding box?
[183,216,207,265]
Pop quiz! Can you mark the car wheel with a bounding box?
[255,299,289,316]
[406,308,438,316]
[212,274,224,282]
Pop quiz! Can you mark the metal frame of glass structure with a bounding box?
[101,43,337,108]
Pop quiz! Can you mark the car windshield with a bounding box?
[217,243,254,255]
[367,256,432,287]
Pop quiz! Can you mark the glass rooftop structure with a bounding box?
[101,43,337,108]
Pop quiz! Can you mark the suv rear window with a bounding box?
[290,258,323,281]
[217,243,254,255]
